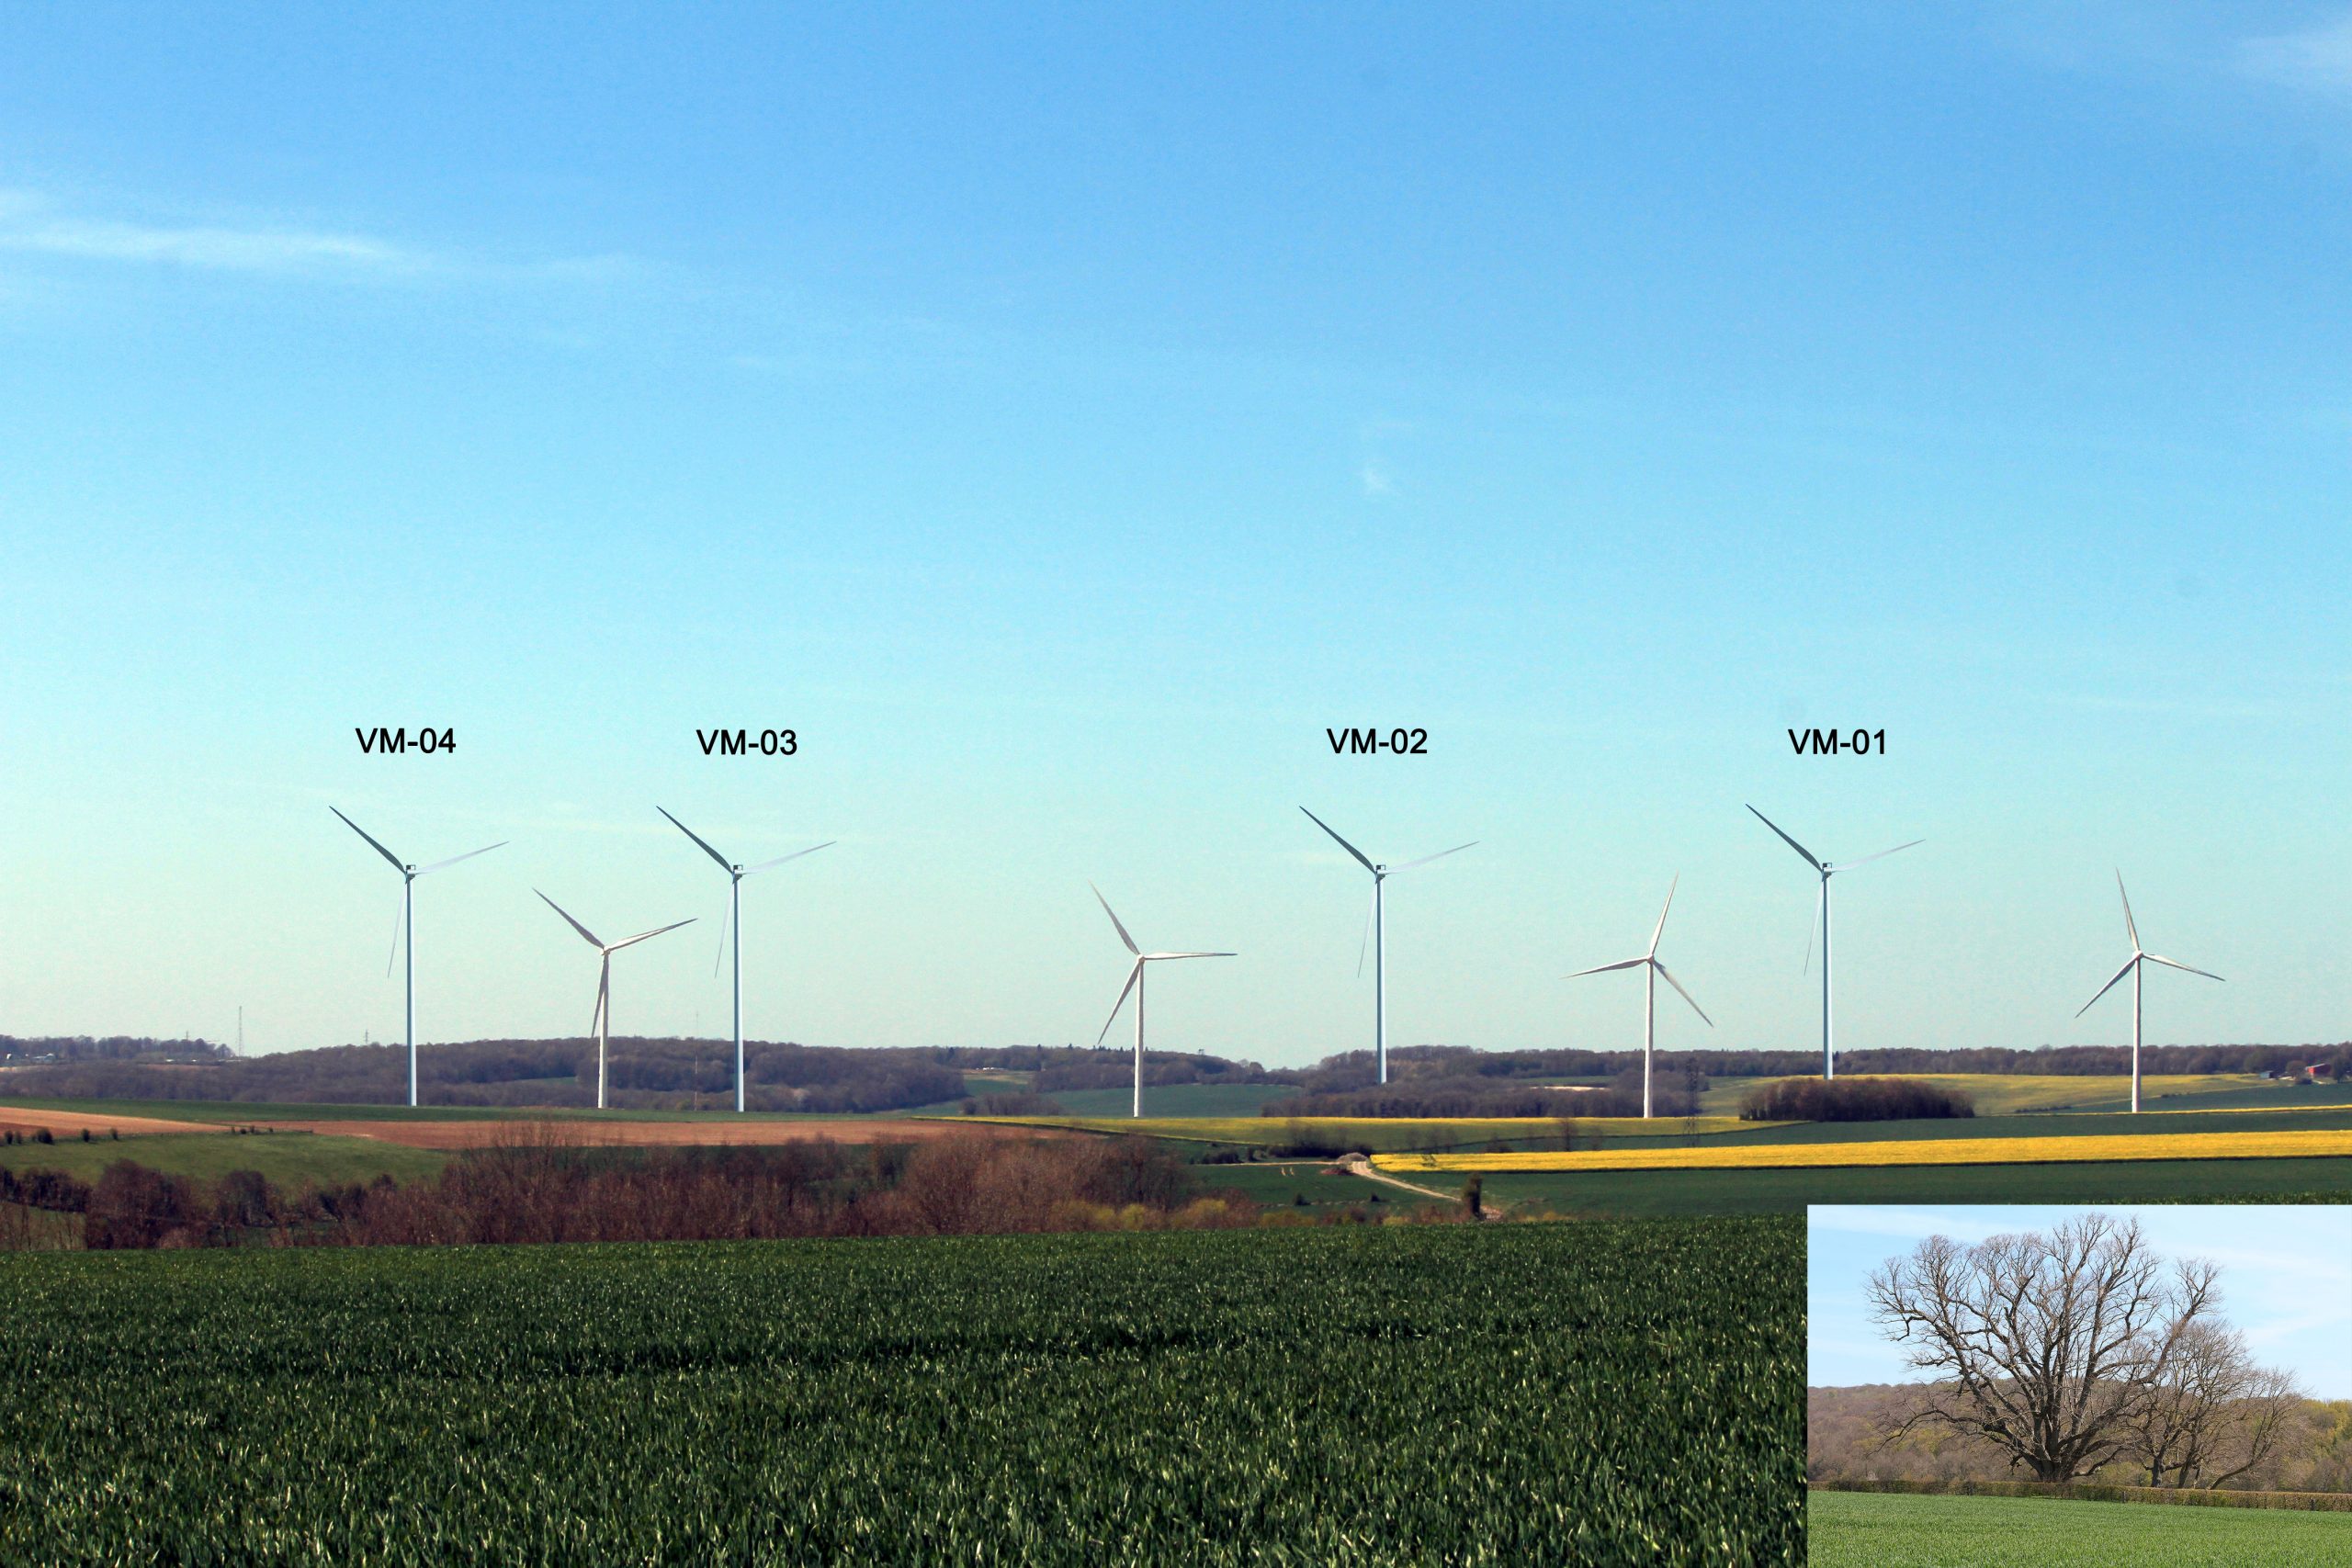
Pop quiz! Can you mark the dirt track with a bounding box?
[266,1118,1078,1151]
[0,1107,224,1138]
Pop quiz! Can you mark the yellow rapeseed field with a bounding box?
[1374,1126,2352,1174]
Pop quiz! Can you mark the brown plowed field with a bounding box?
[0,1107,223,1137]
[266,1117,1075,1151]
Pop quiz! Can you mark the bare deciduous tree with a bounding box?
[1866,1213,2219,1482]
[2127,1321,2306,1488]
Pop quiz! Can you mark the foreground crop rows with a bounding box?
[0,1218,1801,1566]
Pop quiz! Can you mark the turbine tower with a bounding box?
[658,807,834,1114]
[2076,872,2222,1114]
[330,808,504,1108]
[1565,875,1713,1118]
[536,891,694,1111]
[1300,808,1475,1085]
[1747,806,1921,1080]
[1090,884,1233,1119]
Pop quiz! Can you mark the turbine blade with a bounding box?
[1355,884,1376,977]
[413,840,506,877]
[1647,874,1679,957]
[2142,953,2223,983]
[1089,883,1140,955]
[1388,840,1477,873]
[1300,807,1376,874]
[658,807,734,872]
[2116,870,2139,951]
[384,893,404,979]
[591,961,609,1041]
[608,918,696,952]
[741,841,835,876]
[332,807,406,872]
[1564,956,1648,979]
[1094,959,1142,1045]
[1747,805,1823,871]
[536,890,605,950]
[1143,951,1236,960]
[711,894,731,979]
[1830,838,1923,872]
[1803,880,1823,975]
[2075,955,2139,1018]
[1653,961,1713,1027]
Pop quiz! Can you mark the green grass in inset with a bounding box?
[1807,1488,2352,1567]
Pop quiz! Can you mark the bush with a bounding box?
[1739,1076,1973,1122]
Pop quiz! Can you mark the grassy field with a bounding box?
[1046,1082,1297,1118]
[967,1112,1759,1151]
[1808,1488,2352,1566]
[1379,1127,2352,1174]
[0,1131,448,1187]
[1461,1158,2352,1215]
[1186,1160,1415,1211]
[0,1218,1801,1565]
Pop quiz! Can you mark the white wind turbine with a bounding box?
[1090,885,1234,1119]
[2076,872,2222,1114]
[535,891,695,1111]
[1565,875,1713,1118]
[1747,806,1921,1080]
[331,808,505,1108]
[658,808,834,1114]
[1300,807,1476,1085]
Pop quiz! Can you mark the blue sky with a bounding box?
[1810,1204,2352,1398]
[1,6,2347,1062]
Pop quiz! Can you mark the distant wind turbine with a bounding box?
[1090,884,1233,1119]
[1300,808,1476,1085]
[1747,806,1921,1080]
[2077,873,2222,1114]
[331,808,505,1108]
[536,891,695,1111]
[1566,875,1713,1118]
[658,808,834,1114]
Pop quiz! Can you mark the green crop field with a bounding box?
[1808,1489,2352,1566]
[1185,1159,1411,1210]
[1046,1082,1298,1118]
[1464,1156,2352,1216]
[0,1217,1800,1566]
[0,1131,447,1188]
[1698,1073,2337,1118]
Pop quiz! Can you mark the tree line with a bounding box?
[0,1134,1460,1250]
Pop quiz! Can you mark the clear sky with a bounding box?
[1809,1204,2352,1399]
[1,6,2346,1063]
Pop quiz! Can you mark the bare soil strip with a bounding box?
[0,1106,225,1138]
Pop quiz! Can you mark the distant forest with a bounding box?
[0,1038,1287,1112]
[1,1033,2343,1112]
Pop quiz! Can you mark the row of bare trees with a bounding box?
[1865,1214,2312,1490]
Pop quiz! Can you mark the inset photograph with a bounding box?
[1808,1204,2352,1566]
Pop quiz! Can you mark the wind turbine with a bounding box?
[1300,808,1476,1085]
[658,808,834,1114]
[1090,884,1233,1119]
[330,808,505,1108]
[536,891,695,1111]
[1747,806,1921,1080]
[1565,875,1713,1118]
[2076,873,2222,1114]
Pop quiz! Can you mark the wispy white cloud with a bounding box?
[1358,460,1395,499]
[2240,10,2352,92]
[0,189,638,287]
[0,191,434,276]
